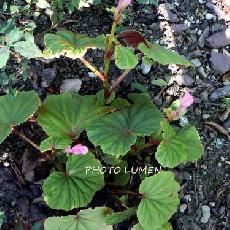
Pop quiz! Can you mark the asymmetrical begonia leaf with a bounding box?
[115,45,138,69]
[87,104,163,156]
[156,122,203,168]
[137,171,180,230]
[0,91,40,144]
[37,92,109,146]
[139,42,192,66]
[44,207,113,230]
[43,152,104,211]
[44,30,105,59]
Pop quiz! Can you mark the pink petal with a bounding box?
[117,0,132,10]
[65,144,88,155]
[180,90,194,108]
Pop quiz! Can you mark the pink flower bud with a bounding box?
[180,90,194,108]
[65,144,88,155]
[117,0,132,11]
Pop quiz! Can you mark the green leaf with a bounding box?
[5,28,23,45]
[137,171,180,230]
[0,47,10,68]
[156,123,203,167]
[114,160,130,186]
[131,82,148,93]
[111,98,130,109]
[38,92,109,146]
[43,153,104,210]
[68,0,80,12]
[36,0,51,8]
[136,0,158,6]
[115,45,138,69]
[44,207,113,230]
[0,211,4,228]
[40,137,71,152]
[0,91,40,144]
[106,208,136,225]
[151,79,167,87]
[139,42,192,66]
[87,104,163,156]
[44,30,105,59]
[156,122,186,168]
[13,33,42,58]
[132,222,172,230]
[177,125,204,161]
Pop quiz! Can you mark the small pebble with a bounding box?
[206,13,214,20]
[202,114,210,119]
[180,204,187,213]
[201,205,211,223]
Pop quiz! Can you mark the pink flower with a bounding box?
[65,144,88,155]
[170,90,194,121]
[117,0,132,11]
[180,90,194,108]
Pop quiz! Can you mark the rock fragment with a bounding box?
[158,3,178,22]
[200,205,211,223]
[210,85,230,101]
[209,51,230,74]
[206,28,230,48]
[60,79,82,93]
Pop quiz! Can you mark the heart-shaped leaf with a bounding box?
[87,104,163,156]
[156,122,203,168]
[0,91,40,144]
[139,42,192,66]
[44,207,113,230]
[115,45,138,69]
[38,92,109,146]
[44,30,105,59]
[43,152,104,211]
[137,171,180,230]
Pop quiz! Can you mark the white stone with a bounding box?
[141,63,151,75]
[201,205,211,223]
[180,204,187,213]
[60,79,82,93]
[206,13,214,20]
[191,58,202,67]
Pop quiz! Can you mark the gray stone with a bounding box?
[210,85,230,101]
[171,24,189,33]
[41,68,56,87]
[191,58,202,67]
[209,51,230,74]
[198,27,210,48]
[180,204,187,213]
[60,79,82,93]
[202,114,210,119]
[206,28,230,48]
[200,205,211,223]
[206,2,230,21]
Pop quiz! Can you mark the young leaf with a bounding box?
[139,42,192,66]
[5,28,23,45]
[87,104,163,156]
[115,45,138,69]
[106,208,136,225]
[43,153,104,211]
[44,207,113,230]
[44,30,105,59]
[156,122,203,167]
[137,171,180,230]
[0,91,40,144]
[40,137,72,152]
[13,34,42,58]
[0,211,4,228]
[151,79,167,87]
[0,47,10,68]
[177,125,204,161]
[38,92,109,146]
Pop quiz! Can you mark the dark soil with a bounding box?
[0,0,230,229]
